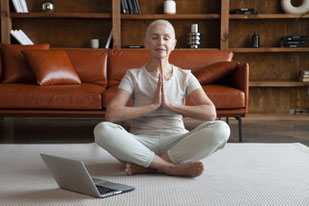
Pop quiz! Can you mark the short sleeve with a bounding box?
[186,72,202,96]
[118,70,134,94]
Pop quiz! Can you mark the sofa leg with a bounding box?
[225,117,229,125]
[235,117,243,142]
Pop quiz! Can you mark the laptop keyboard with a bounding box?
[96,186,117,194]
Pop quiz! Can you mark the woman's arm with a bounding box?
[162,85,216,121]
[105,83,161,122]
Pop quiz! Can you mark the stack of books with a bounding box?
[281,35,308,48]
[10,29,33,45]
[121,0,141,14]
[11,0,29,13]
[299,70,309,82]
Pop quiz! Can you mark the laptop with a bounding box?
[40,153,135,198]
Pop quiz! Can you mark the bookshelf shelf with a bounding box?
[121,14,220,20]
[229,14,309,19]
[230,48,309,53]
[10,12,112,19]
[250,81,309,87]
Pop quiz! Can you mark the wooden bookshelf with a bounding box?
[10,12,112,19]
[250,81,309,87]
[0,0,308,114]
[231,48,309,53]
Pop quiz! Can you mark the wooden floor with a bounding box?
[0,116,309,146]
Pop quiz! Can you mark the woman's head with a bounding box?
[144,19,177,60]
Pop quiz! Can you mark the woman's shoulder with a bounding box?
[173,65,192,78]
[125,65,146,76]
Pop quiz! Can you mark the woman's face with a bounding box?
[145,23,177,60]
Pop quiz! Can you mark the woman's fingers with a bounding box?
[153,74,162,106]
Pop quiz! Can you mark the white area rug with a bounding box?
[0,143,308,206]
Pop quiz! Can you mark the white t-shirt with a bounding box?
[118,65,201,134]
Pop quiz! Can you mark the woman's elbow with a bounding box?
[206,106,217,121]
[105,107,117,122]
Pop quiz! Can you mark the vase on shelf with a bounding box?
[164,0,176,14]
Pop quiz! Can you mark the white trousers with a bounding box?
[94,120,230,168]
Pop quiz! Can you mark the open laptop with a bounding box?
[40,153,135,198]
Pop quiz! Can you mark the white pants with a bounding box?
[94,120,230,168]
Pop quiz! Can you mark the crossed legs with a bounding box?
[94,121,230,177]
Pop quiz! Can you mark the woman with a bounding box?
[94,20,230,177]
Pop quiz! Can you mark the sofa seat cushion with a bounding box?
[103,85,244,110]
[204,85,245,109]
[102,85,131,108]
[0,83,105,110]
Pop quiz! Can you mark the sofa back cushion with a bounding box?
[107,49,233,87]
[1,43,50,83]
[65,49,108,87]
[23,49,81,86]
[169,50,233,73]
[108,49,151,87]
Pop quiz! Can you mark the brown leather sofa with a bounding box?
[0,45,249,141]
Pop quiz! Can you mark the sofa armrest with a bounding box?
[230,63,249,115]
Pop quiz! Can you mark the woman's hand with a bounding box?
[153,74,162,107]
[161,74,172,109]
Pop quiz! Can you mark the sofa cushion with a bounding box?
[107,49,233,87]
[66,49,108,87]
[23,49,81,86]
[108,49,151,87]
[103,85,244,110]
[169,50,233,73]
[193,61,239,84]
[1,44,50,83]
[204,85,245,109]
[0,83,105,110]
[102,85,131,108]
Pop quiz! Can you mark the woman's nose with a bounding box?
[158,37,164,45]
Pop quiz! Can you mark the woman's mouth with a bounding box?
[156,48,166,52]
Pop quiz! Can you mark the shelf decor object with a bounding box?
[42,1,55,12]
[187,24,201,48]
[163,0,176,14]
[281,0,309,14]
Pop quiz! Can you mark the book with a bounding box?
[11,0,22,13]
[122,45,145,48]
[135,0,141,14]
[284,36,308,41]
[300,70,309,75]
[10,29,33,45]
[19,0,29,13]
[131,0,138,14]
[18,29,33,44]
[126,0,134,14]
[282,44,304,48]
[121,0,128,14]
[282,40,305,45]
[299,77,309,82]
[105,29,113,49]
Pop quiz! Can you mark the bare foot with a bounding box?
[125,163,156,175]
[162,162,204,177]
